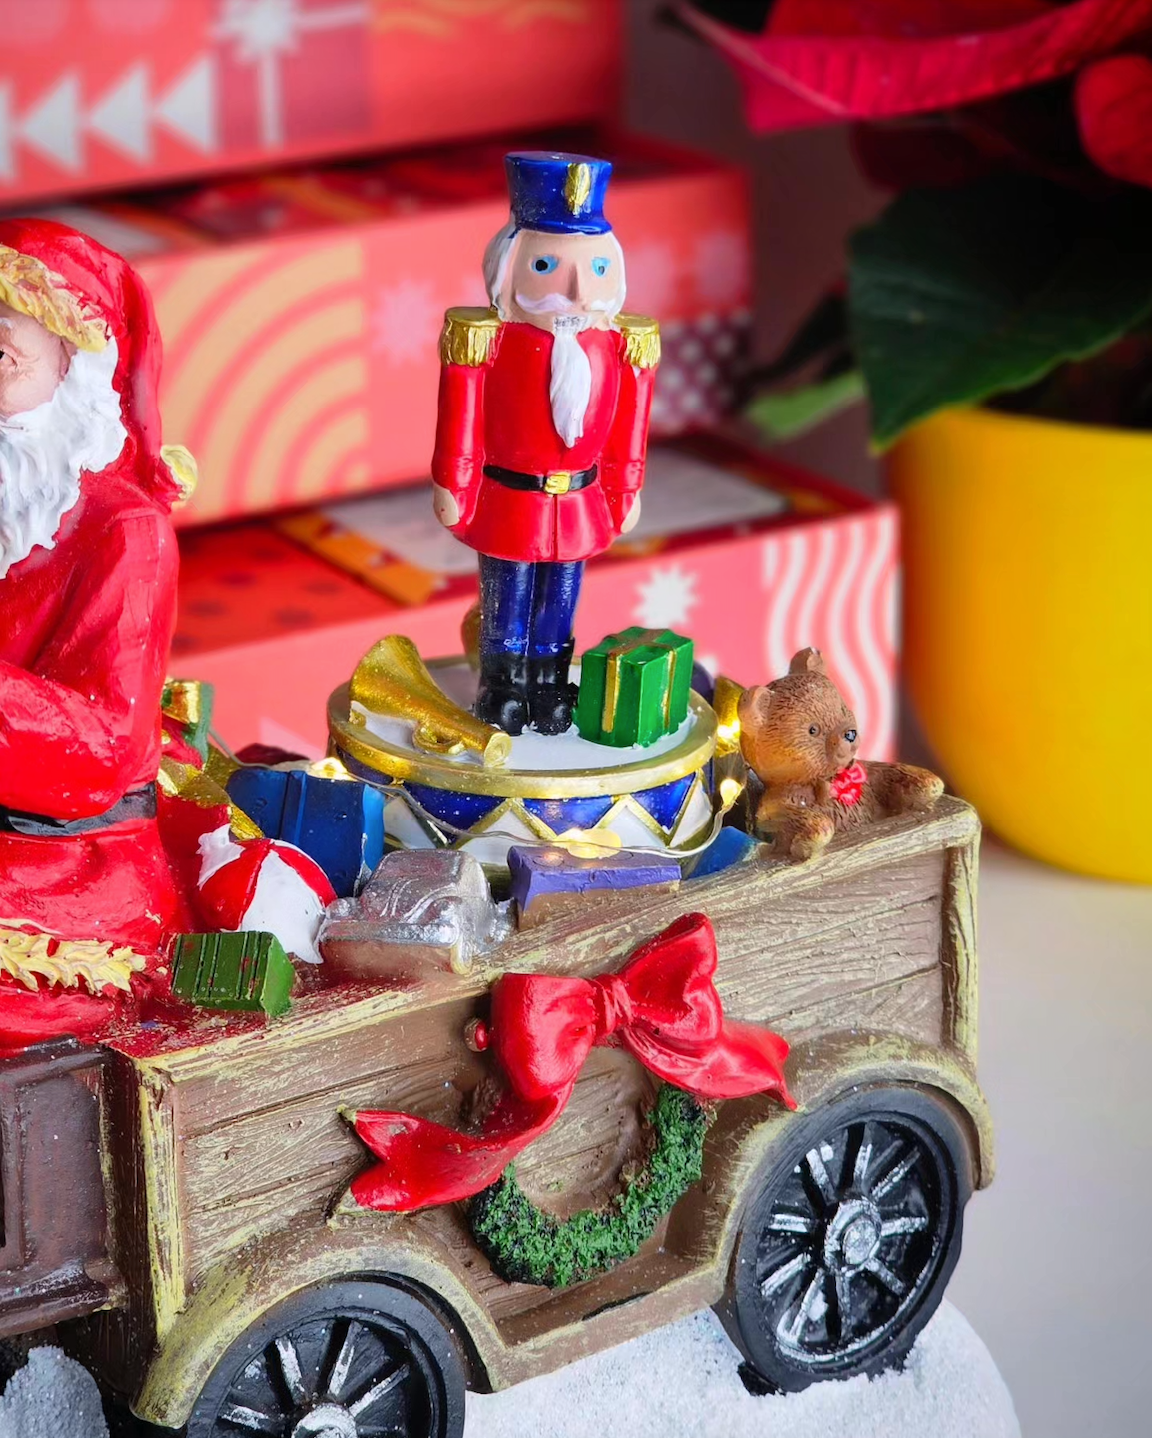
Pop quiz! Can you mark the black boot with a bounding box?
[528,641,578,735]
[474,652,530,735]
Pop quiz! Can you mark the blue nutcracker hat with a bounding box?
[504,152,613,236]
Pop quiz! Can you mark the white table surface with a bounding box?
[946,841,1152,1436]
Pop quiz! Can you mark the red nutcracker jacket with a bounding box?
[431,310,659,564]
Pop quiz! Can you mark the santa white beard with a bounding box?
[0,338,127,580]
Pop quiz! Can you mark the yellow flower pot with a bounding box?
[887,406,1152,885]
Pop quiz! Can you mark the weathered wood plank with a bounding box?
[942,836,980,1061]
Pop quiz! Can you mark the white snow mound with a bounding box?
[466,1301,1020,1438]
[0,1347,109,1438]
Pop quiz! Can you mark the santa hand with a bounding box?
[619,495,641,534]
[432,484,461,529]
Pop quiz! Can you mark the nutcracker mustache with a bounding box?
[0,338,127,579]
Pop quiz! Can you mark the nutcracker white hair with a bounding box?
[0,336,127,579]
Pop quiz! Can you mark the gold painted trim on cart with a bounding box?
[328,683,717,800]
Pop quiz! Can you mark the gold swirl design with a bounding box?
[373,0,591,34]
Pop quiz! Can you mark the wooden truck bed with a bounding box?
[80,795,987,1425]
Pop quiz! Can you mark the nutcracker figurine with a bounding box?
[432,152,659,735]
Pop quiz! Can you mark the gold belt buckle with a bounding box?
[544,470,572,495]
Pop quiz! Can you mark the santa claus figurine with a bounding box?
[432,152,659,735]
[0,220,328,1044]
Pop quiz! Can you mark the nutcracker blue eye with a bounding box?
[591,256,610,277]
[532,255,559,274]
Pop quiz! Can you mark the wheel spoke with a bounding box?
[782,1269,825,1346]
[880,1214,929,1238]
[760,1248,811,1297]
[830,1269,854,1345]
[850,1123,873,1189]
[872,1145,918,1200]
[219,1404,282,1434]
[324,1319,361,1400]
[349,1361,410,1417]
[767,1210,817,1237]
[272,1335,308,1406]
[864,1255,907,1296]
[804,1147,839,1208]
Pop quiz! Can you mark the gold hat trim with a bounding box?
[0,245,108,352]
[564,161,593,215]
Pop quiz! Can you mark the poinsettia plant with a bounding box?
[676,0,1152,445]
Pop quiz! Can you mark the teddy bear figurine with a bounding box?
[737,648,944,861]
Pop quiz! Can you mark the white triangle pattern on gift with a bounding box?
[0,58,219,179]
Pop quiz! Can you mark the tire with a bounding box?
[716,1086,974,1393]
[185,1278,467,1438]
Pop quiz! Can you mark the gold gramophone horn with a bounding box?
[349,635,512,769]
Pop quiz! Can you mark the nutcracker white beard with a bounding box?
[546,311,593,449]
[0,338,127,579]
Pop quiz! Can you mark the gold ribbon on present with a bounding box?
[161,678,204,731]
[601,629,681,734]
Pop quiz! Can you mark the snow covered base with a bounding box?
[0,1304,1017,1438]
[0,1348,108,1438]
[467,1303,1020,1438]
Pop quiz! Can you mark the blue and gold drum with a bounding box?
[327,658,719,873]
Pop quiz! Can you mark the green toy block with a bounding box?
[170,931,294,1017]
[575,627,695,748]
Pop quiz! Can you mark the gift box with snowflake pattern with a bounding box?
[43,128,751,526]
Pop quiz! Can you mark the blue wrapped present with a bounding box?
[226,767,385,898]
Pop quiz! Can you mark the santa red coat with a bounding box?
[432,319,656,564]
[0,219,189,959]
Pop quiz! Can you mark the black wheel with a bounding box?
[717,1087,973,1393]
[185,1279,467,1438]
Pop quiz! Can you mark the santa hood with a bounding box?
[0,217,184,511]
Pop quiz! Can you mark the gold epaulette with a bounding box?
[440,306,500,367]
[617,313,661,369]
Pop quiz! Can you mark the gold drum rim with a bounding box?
[327,683,718,799]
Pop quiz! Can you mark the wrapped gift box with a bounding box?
[575,628,695,749]
[0,0,622,205]
[508,846,681,929]
[225,767,386,897]
[31,128,751,526]
[174,435,900,766]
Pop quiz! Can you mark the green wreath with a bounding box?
[468,1086,709,1289]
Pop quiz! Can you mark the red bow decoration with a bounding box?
[830,761,868,807]
[350,913,795,1213]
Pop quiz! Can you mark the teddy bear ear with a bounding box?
[789,647,827,676]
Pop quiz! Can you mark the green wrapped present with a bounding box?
[575,627,695,748]
[170,931,294,1017]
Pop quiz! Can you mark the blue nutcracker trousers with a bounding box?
[478,556,584,659]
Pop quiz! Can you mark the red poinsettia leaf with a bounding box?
[768,0,1053,39]
[675,0,1152,132]
[1076,53,1152,188]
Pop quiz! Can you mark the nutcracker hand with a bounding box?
[432,484,461,529]
[619,495,642,535]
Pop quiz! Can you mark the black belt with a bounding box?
[0,784,157,837]
[483,464,597,496]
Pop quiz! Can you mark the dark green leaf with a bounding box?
[848,178,1152,447]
